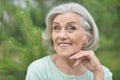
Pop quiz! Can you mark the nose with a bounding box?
[59,30,68,40]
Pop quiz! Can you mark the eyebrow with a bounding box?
[52,22,60,25]
[67,21,77,25]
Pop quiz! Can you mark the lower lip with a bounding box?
[59,45,71,49]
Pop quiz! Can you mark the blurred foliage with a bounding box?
[0,0,120,80]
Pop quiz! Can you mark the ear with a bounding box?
[84,35,89,45]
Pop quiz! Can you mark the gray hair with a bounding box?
[42,2,99,51]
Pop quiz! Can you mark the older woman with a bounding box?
[26,2,112,80]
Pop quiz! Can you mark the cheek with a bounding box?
[51,32,58,45]
[51,35,55,45]
[72,33,87,47]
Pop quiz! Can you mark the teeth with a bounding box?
[59,43,70,46]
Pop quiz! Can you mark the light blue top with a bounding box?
[25,55,112,80]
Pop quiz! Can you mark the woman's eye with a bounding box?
[68,26,76,31]
[67,26,77,32]
[52,26,61,32]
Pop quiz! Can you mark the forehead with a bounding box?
[52,12,81,24]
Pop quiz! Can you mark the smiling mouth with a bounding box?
[58,43,72,47]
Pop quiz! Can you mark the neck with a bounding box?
[51,54,86,76]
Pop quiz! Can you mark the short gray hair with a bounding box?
[42,2,99,51]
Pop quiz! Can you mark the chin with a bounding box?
[57,51,75,58]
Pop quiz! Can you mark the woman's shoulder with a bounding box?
[102,65,112,73]
[102,65,113,79]
[25,56,51,80]
[27,55,50,70]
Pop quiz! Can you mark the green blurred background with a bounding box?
[0,0,120,80]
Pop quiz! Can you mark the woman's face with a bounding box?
[51,12,88,58]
